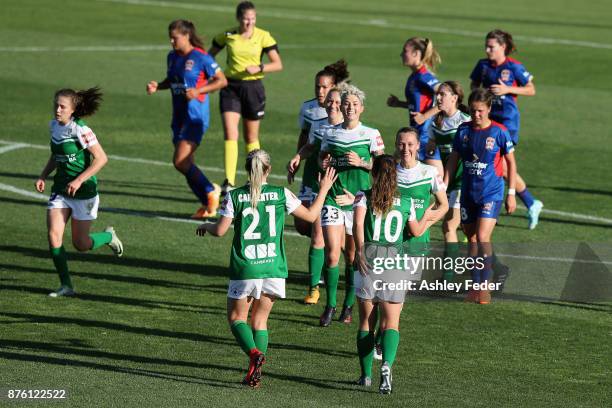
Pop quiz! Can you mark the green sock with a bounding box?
[230,321,257,355]
[324,265,339,307]
[443,242,460,281]
[382,329,400,366]
[343,264,355,307]
[50,246,72,288]
[357,330,375,378]
[89,231,112,250]
[308,247,325,289]
[253,329,269,354]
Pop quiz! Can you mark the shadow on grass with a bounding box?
[0,312,354,358]
[1,339,364,391]
[0,262,224,293]
[0,245,227,278]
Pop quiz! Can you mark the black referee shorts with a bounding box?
[220,79,266,121]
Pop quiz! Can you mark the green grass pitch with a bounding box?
[0,0,611,406]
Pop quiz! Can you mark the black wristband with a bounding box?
[259,63,265,73]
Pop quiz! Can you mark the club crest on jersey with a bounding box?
[485,137,495,150]
[500,69,511,82]
[185,59,194,71]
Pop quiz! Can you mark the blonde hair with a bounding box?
[245,149,271,208]
[340,83,366,105]
[405,37,441,72]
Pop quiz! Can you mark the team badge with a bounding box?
[500,69,511,82]
[483,202,493,214]
[185,59,194,71]
[485,137,495,150]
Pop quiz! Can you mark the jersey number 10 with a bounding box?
[372,210,402,243]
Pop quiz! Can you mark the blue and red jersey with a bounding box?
[470,58,533,144]
[405,65,439,137]
[167,48,220,132]
[453,121,514,203]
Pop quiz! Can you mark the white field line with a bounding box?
[0,43,407,53]
[0,140,294,182]
[97,0,612,51]
[0,143,29,154]
[2,139,611,226]
[1,181,610,266]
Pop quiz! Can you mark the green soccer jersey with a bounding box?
[49,118,99,200]
[219,184,302,280]
[301,118,328,191]
[397,162,445,252]
[320,123,385,210]
[354,189,416,245]
[430,110,470,191]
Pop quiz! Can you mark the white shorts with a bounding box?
[448,189,461,209]
[320,205,353,235]
[227,278,286,300]
[47,193,99,221]
[298,184,316,202]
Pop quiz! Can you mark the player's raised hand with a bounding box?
[317,167,337,192]
[146,81,158,95]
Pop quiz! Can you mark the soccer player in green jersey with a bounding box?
[196,150,336,387]
[287,85,346,305]
[318,84,385,326]
[35,87,123,298]
[427,81,471,281]
[353,155,436,393]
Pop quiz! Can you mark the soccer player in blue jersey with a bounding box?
[387,37,443,176]
[470,29,543,229]
[445,89,517,304]
[147,20,228,219]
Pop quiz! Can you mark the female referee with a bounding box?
[35,87,123,297]
[445,89,517,304]
[196,150,336,387]
[209,1,283,196]
[147,19,228,219]
[470,29,543,229]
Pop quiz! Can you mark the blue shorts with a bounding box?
[172,119,207,145]
[460,196,503,225]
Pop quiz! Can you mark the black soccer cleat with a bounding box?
[319,306,336,327]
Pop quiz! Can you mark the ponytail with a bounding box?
[371,155,398,216]
[245,149,271,209]
[406,37,441,72]
[54,86,103,119]
[316,59,350,85]
[486,29,516,55]
[168,19,205,49]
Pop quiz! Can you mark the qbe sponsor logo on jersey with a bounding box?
[485,137,495,151]
[245,243,277,261]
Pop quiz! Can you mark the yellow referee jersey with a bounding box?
[213,26,278,81]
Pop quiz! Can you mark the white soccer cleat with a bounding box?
[49,286,76,298]
[373,343,383,361]
[105,226,124,257]
[527,200,544,230]
[379,362,392,394]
